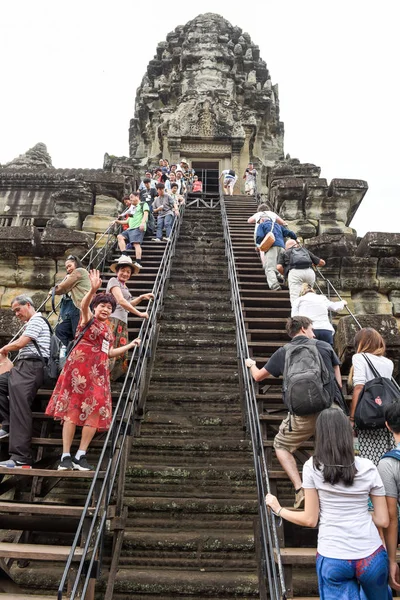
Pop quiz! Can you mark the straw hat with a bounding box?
[180,158,189,166]
[110,255,134,274]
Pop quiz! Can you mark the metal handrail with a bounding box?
[8,223,118,343]
[57,204,184,599]
[219,191,286,600]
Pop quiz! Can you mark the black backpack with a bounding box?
[31,317,62,388]
[138,201,156,237]
[289,247,312,269]
[354,354,400,430]
[282,339,334,416]
[228,169,236,177]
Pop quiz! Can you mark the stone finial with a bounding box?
[4,143,54,170]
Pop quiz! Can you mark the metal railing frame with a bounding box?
[220,192,287,600]
[57,204,184,598]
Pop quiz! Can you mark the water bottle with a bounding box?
[59,345,67,360]
[353,435,360,456]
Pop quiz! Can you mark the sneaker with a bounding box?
[294,488,305,509]
[133,261,143,270]
[154,238,161,243]
[58,456,73,471]
[0,459,32,469]
[0,429,9,440]
[72,455,93,471]
[163,237,170,242]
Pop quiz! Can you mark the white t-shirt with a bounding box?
[352,353,393,386]
[303,456,385,559]
[291,294,346,333]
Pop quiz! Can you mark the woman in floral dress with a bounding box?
[46,269,140,471]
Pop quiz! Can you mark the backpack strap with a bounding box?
[30,316,52,363]
[381,449,400,461]
[361,353,382,379]
[66,317,94,356]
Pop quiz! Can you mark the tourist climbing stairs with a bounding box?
[0,226,178,599]
[110,207,260,599]
[222,193,356,598]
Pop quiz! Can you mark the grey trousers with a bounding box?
[0,359,44,464]
[263,246,281,290]
[288,268,316,305]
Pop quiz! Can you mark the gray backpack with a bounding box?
[282,339,333,416]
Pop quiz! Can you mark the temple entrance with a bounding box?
[191,161,219,194]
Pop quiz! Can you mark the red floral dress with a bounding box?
[46,318,114,431]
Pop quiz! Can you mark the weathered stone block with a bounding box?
[0,257,18,286]
[352,291,393,315]
[335,314,400,373]
[82,215,114,235]
[16,257,56,289]
[377,257,400,293]
[340,257,378,290]
[305,234,357,259]
[319,220,355,236]
[328,179,368,225]
[52,186,93,219]
[0,308,20,345]
[0,227,41,257]
[356,232,400,258]
[389,291,400,317]
[46,213,82,230]
[304,178,328,220]
[41,228,94,259]
[314,257,342,290]
[287,219,316,239]
[93,195,123,217]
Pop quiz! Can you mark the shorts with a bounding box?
[274,403,340,454]
[273,413,318,454]
[224,178,235,188]
[121,227,145,245]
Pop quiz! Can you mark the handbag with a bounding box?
[354,353,400,430]
[258,231,275,252]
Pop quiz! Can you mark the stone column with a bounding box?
[231,136,245,195]
[168,136,182,166]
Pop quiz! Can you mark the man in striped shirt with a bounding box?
[0,295,51,468]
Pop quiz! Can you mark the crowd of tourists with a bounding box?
[241,197,400,597]
[0,157,399,597]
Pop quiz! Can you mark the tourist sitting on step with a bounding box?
[243,163,257,196]
[266,408,391,600]
[219,168,237,196]
[247,203,287,268]
[191,175,203,193]
[0,295,51,468]
[113,192,149,271]
[277,240,325,304]
[291,283,347,346]
[152,182,179,242]
[255,219,297,291]
[377,401,400,592]
[45,269,141,471]
[106,255,153,382]
[51,255,91,348]
[246,316,345,509]
[349,327,395,466]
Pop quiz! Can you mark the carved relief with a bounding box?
[180,143,231,154]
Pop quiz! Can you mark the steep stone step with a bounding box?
[133,436,252,457]
[111,568,259,598]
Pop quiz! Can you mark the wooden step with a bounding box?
[0,595,57,599]
[0,502,86,517]
[0,542,83,561]
[0,467,104,478]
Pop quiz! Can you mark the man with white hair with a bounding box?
[277,240,326,304]
[0,295,51,468]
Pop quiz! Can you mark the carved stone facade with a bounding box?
[130,13,284,191]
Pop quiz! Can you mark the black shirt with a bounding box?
[139,187,157,206]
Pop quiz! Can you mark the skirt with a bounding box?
[108,317,129,382]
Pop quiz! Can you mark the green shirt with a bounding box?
[128,202,149,231]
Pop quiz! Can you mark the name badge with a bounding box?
[101,339,110,355]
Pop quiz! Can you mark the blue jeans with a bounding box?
[316,546,392,600]
[55,297,80,346]
[314,329,334,346]
[156,213,174,240]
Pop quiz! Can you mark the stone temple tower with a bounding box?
[129,13,284,192]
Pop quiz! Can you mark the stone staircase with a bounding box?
[111,208,260,599]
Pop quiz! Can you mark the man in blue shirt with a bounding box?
[256,219,297,290]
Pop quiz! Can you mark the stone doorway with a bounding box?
[192,161,219,194]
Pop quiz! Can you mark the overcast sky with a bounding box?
[1,0,398,236]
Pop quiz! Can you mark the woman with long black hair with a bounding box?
[266,408,391,599]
